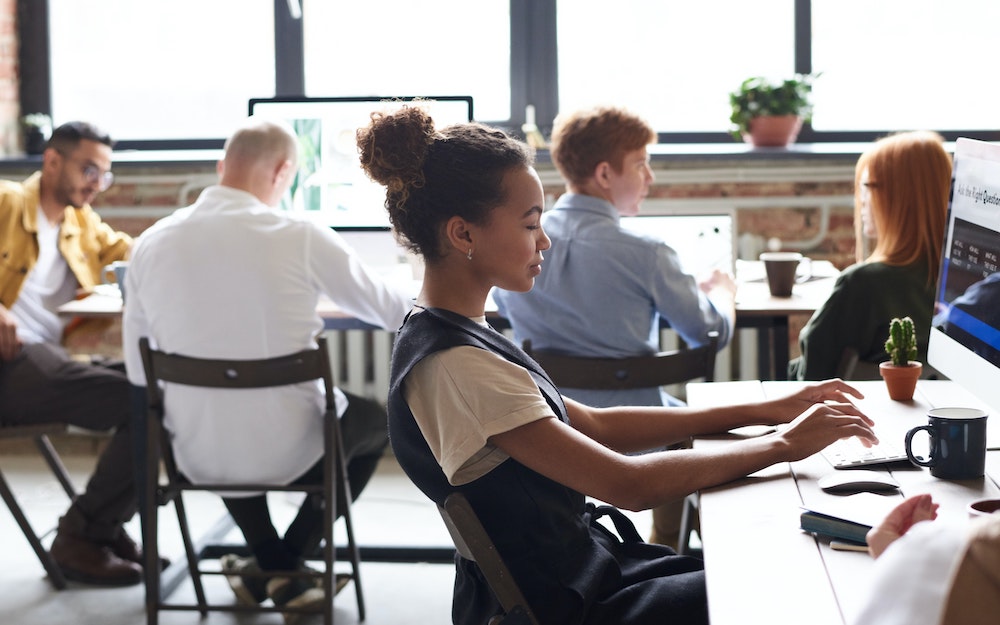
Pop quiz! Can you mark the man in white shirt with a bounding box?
[0,121,144,586]
[122,118,412,614]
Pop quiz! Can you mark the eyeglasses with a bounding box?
[83,164,114,191]
[58,152,114,191]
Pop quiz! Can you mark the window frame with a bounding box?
[19,0,999,151]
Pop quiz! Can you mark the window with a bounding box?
[28,0,1000,149]
[47,0,274,144]
[811,0,1000,132]
[558,0,794,134]
[302,0,511,122]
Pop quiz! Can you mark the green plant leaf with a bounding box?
[728,73,818,141]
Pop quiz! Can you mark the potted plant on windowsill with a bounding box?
[728,74,816,147]
[880,316,923,401]
[20,113,52,155]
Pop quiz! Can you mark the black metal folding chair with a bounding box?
[138,336,364,624]
[0,422,77,589]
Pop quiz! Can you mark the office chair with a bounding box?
[438,492,540,625]
[523,331,719,556]
[138,337,363,625]
[0,422,77,589]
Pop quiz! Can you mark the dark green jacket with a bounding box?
[788,261,935,380]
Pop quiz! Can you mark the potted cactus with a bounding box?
[879,316,923,401]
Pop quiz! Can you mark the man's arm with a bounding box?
[308,225,413,330]
[0,303,21,360]
[649,244,733,349]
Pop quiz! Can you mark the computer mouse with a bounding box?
[817,470,900,493]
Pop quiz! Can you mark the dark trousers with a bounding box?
[0,342,134,542]
[222,390,389,571]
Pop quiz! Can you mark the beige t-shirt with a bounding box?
[403,341,556,485]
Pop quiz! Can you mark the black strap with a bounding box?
[586,502,643,544]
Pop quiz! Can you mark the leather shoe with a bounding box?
[50,531,142,587]
[110,530,170,571]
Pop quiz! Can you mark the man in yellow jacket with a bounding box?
[0,121,141,586]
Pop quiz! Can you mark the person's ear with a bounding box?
[593,161,613,190]
[274,159,295,186]
[445,216,474,258]
[41,146,62,175]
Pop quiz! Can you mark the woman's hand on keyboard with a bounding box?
[777,402,880,461]
[759,378,872,427]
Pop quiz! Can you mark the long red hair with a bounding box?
[854,130,952,285]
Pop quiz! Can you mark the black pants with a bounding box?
[0,342,134,542]
[222,390,389,571]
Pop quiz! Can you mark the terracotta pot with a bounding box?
[879,361,922,401]
[743,115,803,147]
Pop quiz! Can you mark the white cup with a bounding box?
[968,498,1000,518]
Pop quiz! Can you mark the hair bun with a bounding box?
[357,104,437,200]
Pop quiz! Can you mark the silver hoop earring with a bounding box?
[467,248,473,261]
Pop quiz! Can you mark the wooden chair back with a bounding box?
[523,331,719,389]
[438,492,540,625]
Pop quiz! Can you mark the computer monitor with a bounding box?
[247,96,474,229]
[619,211,736,278]
[928,137,1000,414]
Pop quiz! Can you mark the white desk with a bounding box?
[687,379,1000,625]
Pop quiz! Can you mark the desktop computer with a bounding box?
[929,137,1000,441]
[247,95,473,282]
[247,95,474,229]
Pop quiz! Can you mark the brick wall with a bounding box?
[90,166,861,270]
[0,0,17,155]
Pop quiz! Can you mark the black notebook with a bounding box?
[800,493,900,545]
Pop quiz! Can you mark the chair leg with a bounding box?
[34,434,77,499]
[340,474,365,620]
[0,468,68,589]
[144,504,159,625]
[173,495,208,615]
[334,422,365,621]
[678,493,699,556]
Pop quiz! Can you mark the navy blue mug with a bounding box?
[905,407,988,479]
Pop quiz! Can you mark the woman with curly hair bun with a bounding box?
[361,103,876,625]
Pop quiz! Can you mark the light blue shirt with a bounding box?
[494,193,731,408]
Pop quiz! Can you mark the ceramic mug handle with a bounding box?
[904,425,937,467]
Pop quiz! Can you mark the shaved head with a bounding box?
[224,118,299,171]
[219,117,300,206]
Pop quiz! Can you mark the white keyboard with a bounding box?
[820,434,910,469]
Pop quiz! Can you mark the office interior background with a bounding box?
[1,0,999,379]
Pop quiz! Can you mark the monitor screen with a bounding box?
[619,212,736,277]
[248,96,474,229]
[929,137,1000,415]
